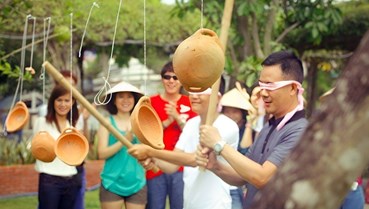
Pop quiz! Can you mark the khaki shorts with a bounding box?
[99,184,147,204]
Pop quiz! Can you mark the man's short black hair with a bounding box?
[261,51,304,84]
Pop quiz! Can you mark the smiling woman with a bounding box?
[32,85,82,209]
[96,81,147,209]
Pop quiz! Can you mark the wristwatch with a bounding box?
[213,140,226,155]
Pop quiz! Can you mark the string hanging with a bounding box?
[19,15,34,103]
[3,15,33,135]
[94,0,123,105]
[200,0,204,29]
[143,0,147,95]
[70,13,74,126]
[78,2,99,58]
[25,16,36,74]
[41,17,51,105]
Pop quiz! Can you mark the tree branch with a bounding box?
[0,29,74,61]
[275,22,300,43]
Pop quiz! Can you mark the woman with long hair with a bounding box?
[33,84,81,209]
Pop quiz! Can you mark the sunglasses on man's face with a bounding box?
[162,75,178,80]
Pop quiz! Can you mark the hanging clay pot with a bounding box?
[55,127,88,166]
[31,131,56,162]
[130,96,164,149]
[5,101,30,133]
[173,28,225,92]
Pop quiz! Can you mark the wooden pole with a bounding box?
[43,61,134,148]
[198,0,234,172]
[43,61,160,172]
[205,0,234,125]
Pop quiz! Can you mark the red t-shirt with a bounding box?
[146,94,197,179]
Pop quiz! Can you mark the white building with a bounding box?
[93,57,163,96]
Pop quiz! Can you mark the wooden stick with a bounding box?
[199,0,234,172]
[43,61,160,172]
[43,61,133,148]
[205,0,234,125]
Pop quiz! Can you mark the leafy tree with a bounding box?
[0,0,200,95]
[169,1,368,119]
[0,1,33,98]
[284,1,369,116]
[173,0,343,88]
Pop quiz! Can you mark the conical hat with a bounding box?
[106,81,143,96]
[220,88,253,111]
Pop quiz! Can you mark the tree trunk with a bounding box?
[263,0,280,56]
[305,59,318,118]
[252,30,369,209]
[251,13,264,59]
[236,15,252,58]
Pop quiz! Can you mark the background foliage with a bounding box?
[1,0,369,162]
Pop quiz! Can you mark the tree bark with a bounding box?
[251,13,264,59]
[263,0,280,56]
[252,30,369,209]
[236,15,252,59]
[305,59,318,118]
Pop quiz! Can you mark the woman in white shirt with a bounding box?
[33,85,82,209]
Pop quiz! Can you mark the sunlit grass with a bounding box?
[0,189,100,209]
[0,189,169,209]
[0,195,38,209]
[0,189,170,209]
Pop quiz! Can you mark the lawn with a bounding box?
[0,189,100,209]
[0,189,170,209]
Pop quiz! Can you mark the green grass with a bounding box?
[0,189,170,209]
[0,195,38,209]
[0,189,100,209]
[85,189,101,209]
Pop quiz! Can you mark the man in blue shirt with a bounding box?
[197,50,308,208]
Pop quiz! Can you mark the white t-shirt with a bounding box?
[33,117,83,177]
[175,114,239,209]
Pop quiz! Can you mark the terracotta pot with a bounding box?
[5,101,29,133]
[173,28,225,92]
[130,96,164,149]
[55,127,89,166]
[31,131,56,162]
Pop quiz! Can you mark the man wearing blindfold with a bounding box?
[196,50,308,209]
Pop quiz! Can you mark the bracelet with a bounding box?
[245,123,251,128]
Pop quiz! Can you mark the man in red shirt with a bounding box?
[147,61,197,209]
